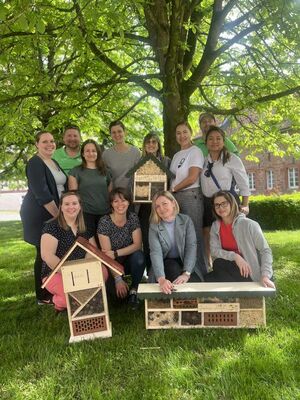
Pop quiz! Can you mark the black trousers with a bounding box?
[163,258,200,282]
[34,246,52,301]
[205,258,253,282]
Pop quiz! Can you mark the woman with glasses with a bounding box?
[138,132,171,273]
[200,126,250,263]
[170,121,206,280]
[206,190,275,288]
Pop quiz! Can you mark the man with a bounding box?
[53,125,82,175]
[194,112,239,156]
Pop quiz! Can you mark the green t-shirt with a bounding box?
[52,147,82,175]
[69,166,111,215]
[193,137,239,157]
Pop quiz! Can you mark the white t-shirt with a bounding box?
[170,146,204,190]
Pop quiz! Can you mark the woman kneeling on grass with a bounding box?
[206,190,275,288]
[97,188,145,307]
[149,191,199,295]
[41,191,108,312]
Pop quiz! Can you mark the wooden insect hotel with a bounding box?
[42,237,123,343]
[126,154,174,203]
[138,282,276,329]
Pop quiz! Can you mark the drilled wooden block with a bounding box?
[239,310,265,327]
[147,299,171,309]
[72,316,107,336]
[239,297,263,309]
[181,311,202,326]
[148,311,179,327]
[204,312,238,326]
[173,298,198,309]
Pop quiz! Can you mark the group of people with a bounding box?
[20,113,275,312]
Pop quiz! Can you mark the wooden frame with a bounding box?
[42,237,124,343]
[138,282,276,329]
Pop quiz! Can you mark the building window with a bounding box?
[288,168,299,189]
[248,172,255,191]
[266,170,274,190]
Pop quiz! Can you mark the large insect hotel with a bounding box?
[126,154,174,203]
[138,282,276,329]
[42,237,124,343]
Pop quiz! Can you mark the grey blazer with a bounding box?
[149,213,197,279]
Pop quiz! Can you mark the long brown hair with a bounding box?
[212,190,240,221]
[80,139,106,175]
[205,126,231,165]
[57,191,86,233]
[142,132,163,158]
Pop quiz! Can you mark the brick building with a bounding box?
[240,151,300,195]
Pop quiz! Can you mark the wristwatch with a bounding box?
[183,271,191,276]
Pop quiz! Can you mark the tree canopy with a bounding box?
[0,0,299,180]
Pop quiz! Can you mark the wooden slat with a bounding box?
[138,283,276,299]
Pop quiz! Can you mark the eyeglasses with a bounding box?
[214,200,229,209]
[146,139,158,144]
[204,161,214,177]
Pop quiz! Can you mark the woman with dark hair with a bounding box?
[102,120,140,192]
[206,191,275,288]
[201,126,250,262]
[97,188,145,307]
[68,139,112,236]
[139,132,171,272]
[20,131,67,304]
[170,121,207,280]
[41,191,108,312]
[149,191,198,294]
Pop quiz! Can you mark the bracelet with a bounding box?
[114,276,123,284]
[114,250,118,258]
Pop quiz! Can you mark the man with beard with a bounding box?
[53,125,82,174]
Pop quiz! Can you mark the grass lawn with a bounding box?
[0,222,299,400]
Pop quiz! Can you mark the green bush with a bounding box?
[249,193,300,230]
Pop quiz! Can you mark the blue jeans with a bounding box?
[117,250,145,289]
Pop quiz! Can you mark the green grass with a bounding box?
[0,222,299,400]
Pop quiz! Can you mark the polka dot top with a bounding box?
[41,219,93,278]
[97,212,140,251]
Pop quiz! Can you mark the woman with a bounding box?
[20,131,66,304]
[102,120,140,193]
[206,190,275,288]
[149,191,198,294]
[170,121,206,279]
[138,132,171,272]
[97,188,145,307]
[201,126,251,262]
[41,191,108,311]
[68,139,112,237]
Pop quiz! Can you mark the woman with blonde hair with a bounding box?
[41,191,108,312]
[149,191,199,294]
[206,190,275,288]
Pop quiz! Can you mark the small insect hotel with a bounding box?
[138,282,276,329]
[126,154,174,203]
[42,237,123,343]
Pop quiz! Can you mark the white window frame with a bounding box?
[248,172,256,191]
[266,170,274,190]
[288,168,299,189]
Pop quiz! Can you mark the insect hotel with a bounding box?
[126,154,174,203]
[42,237,124,343]
[138,282,276,329]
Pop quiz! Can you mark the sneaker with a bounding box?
[128,292,139,309]
[37,297,54,306]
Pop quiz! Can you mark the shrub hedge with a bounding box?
[249,193,300,230]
